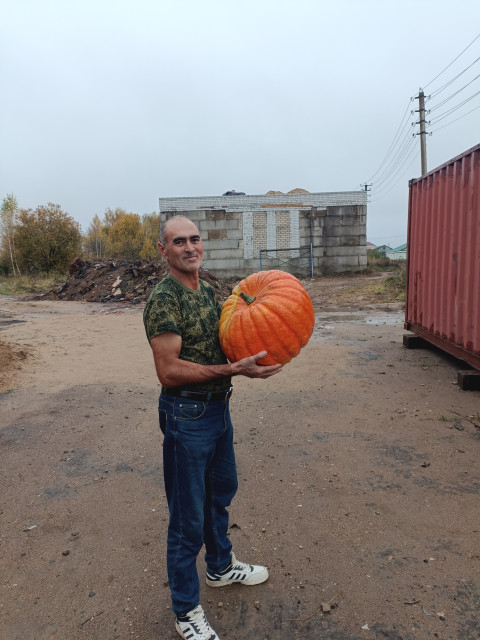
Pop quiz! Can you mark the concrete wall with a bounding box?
[159,192,367,279]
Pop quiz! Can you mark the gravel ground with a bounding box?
[1,274,479,640]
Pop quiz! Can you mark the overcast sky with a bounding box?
[1,1,479,247]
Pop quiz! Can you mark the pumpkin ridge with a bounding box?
[240,304,266,360]
[248,305,289,364]
[260,304,303,357]
[261,290,313,319]
[263,279,305,296]
[259,298,299,333]
[219,291,235,360]
[221,297,237,322]
[260,298,312,346]
[232,306,251,362]
[220,298,242,362]
[259,304,297,363]
[242,272,261,297]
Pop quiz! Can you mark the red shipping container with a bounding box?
[405,143,480,371]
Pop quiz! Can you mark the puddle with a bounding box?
[312,309,404,342]
[315,309,403,326]
[365,314,403,325]
[0,318,27,330]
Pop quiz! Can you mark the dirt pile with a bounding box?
[0,340,29,391]
[42,258,234,303]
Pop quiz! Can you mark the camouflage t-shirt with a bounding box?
[143,274,231,392]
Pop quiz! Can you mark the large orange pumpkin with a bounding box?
[219,270,315,366]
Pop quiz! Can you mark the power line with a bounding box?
[372,129,417,189]
[372,121,416,181]
[430,103,480,133]
[364,98,414,184]
[371,142,419,201]
[424,32,480,89]
[372,142,419,199]
[429,56,480,99]
[373,144,417,196]
[429,72,480,112]
[370,157,419,203]
[362,110,417,197]
[430,89,480,124]
[363,34,479,202]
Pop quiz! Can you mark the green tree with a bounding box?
[1,194,21,276]
[15,203,82,273]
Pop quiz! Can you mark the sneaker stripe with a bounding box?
[206,553,268,589]
[175,605,219,640]
[231,572,247,580]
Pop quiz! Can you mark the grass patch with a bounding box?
[0,273,66,296]
[337,263,406,304]
[360,257,406,302]
[383,263,406,302]
[367,251,397,271]
[361,253,407,300]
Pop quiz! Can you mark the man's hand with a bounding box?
[150,333,281,386]
[231,351,283,378]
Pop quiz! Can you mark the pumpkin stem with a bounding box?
[240,291,256,305]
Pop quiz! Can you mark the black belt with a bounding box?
[161,386,233,402]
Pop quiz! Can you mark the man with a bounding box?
[143,215,282,640]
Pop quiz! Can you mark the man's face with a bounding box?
[158,217,204,277]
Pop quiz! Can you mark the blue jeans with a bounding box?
[158,393,238,616]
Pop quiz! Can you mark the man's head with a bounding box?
[158,216,204,280]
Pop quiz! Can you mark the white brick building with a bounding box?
[158,190,367,278]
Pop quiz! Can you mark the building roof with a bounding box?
[158,190,367,212]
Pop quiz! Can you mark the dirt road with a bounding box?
[1,276,479,640]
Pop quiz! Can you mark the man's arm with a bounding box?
[150,331,282,388]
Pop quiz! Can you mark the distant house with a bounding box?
[375,244,393,256]
[386,243,407,261]
[366,241,377,251]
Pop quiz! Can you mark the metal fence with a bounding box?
[259,246,313,277]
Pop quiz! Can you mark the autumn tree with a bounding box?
[82,209,161,260]
[105,213,144,260]
[142,213,161,242]
[83,214,106,259]
[1,194,21,276]
[139,213,160,260]
[103,207,127,229]
[15,203,82,273]
[139,238,157,260]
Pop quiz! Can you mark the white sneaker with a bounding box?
[175,605,220,640]
[206,552,269,587]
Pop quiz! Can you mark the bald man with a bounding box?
[143,215,282,640]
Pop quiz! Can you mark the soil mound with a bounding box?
[0,340,29,391]
[43,258,234,303]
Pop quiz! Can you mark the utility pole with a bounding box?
[415,88,428,175]
[360,183,372,199]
